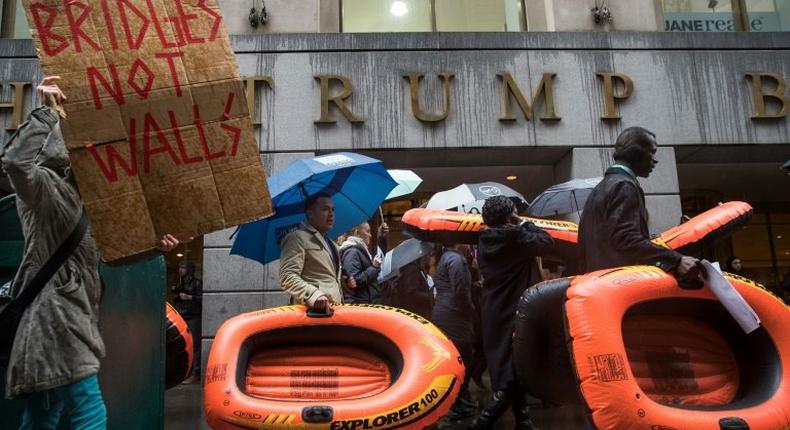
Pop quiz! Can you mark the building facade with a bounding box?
[1,1,789,402]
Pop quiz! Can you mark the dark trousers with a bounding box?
[450,338,474,403]
[185,316,201,377]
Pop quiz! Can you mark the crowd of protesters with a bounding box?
[2,76,786,430]
[275,126,724,430]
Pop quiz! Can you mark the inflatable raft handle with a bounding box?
[719,417,749,430]
[302,406,334,423]
[677,277,704,290]
[306,308,335,318]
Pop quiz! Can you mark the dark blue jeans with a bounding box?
[20,374,106,430]
[185,316,201,377]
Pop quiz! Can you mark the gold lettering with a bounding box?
[404,73,454,123]
[746,73,789,119]
[497,73,559,121]
[243,76,273,125]
[596,72,633,120]
[1,82,31,130]
[314,75,363,124]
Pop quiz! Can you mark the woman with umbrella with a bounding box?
[339,222,384,304]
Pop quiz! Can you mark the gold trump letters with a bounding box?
[746,73,789,119]
[596,73,634,120]
[497,72,560,121]
[3,72,788,130]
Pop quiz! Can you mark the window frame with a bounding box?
[339,0,527,32]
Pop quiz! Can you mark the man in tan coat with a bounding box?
[279,192,352,311]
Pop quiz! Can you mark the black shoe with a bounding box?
[447,403,476,421]
[510,386,538,430]
[468,390,510,430]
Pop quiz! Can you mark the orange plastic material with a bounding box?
[566,267,790,430]
[400,202,754,254]
[205,305,464,430]
[653,201,753,250]
[165,302,193,388]
[623,315,739,406]
[245,346,391,401]
[400,208,578,245]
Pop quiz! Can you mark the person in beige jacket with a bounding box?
[279,192,353,311]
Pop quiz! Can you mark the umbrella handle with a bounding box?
[379,207,385,224]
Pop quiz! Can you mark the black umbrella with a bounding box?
[528,177,602,218]
[377,239,434,283]
[426,182,529,213]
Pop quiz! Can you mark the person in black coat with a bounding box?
[339,222,383,304]
[172,261,203,382]
[578,127,704,281]
[470,196,554,430]
[431,244,476,420]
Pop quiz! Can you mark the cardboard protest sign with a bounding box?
[23,0,272,261]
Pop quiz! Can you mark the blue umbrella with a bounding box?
[231,152,397,265]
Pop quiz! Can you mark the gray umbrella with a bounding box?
[426,182,529,213]
[528,177,602,217]
[378,239,434,283]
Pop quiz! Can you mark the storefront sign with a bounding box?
[664,11,781,32]
[20,0,272,261]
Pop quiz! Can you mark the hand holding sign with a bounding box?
[36,76,66,117]
[23,0,272,262]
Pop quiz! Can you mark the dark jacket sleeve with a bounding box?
[446,253,470,294]
[516,221,556,257]
[607,182,683,272]
[341,247,380,288]
[191,278,203,305]
[377,236,388,254]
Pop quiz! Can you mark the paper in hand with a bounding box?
[702,260,761,334]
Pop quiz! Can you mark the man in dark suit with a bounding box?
[579,127,703,279]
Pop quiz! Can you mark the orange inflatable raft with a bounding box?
[514,268,790,430]
[165,303,194,389]
[204,305,464,430]
[401,201,753,260]
[401,208,579,260]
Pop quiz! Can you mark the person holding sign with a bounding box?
[0,76,180,429]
